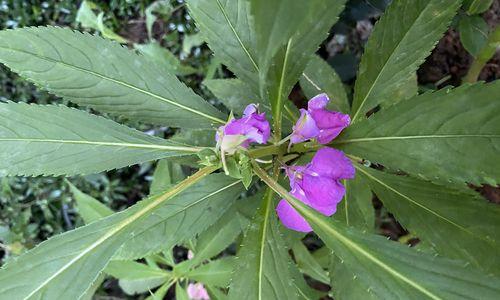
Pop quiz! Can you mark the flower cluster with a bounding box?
[215,94,353,232]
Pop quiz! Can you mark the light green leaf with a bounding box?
[459,15,489,57]
[105,261,170,295]
[464,0,494,14]
[145,1,173,40]
[146,281,174,300]
[187,0,259,89]
[0,169,242,299]
[335,174,375,230]
[67,181,113,224]
[182,33,205,55]
[291,240,329,284]
[357,165,500,275]
[80,273,106,300]
[351,0,461,122]
[149,159,186,195]
[228,189,300,300]
[337,82,500,185]
[257,0,346,133]
[76,1,128,43]
[183,257,235,287]
[0,27,225,128]
[300,55,350,114]
[135,42,197,76]
[0,102,197,177]
[253,164,500,300]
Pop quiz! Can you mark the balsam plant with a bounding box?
[0,0,499,299]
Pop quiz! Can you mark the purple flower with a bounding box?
[290,93,350,145]
[187,283,210,300]
[216,104,270,154]
[276,147,354,232]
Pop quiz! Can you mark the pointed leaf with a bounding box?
[149,159,186,195]
[357,165,500,275]
[0,169,242,299]
[184,257,235,287]
[351,0,461,122]
[0,27,225,128]
[106,261,170,295]
[337,82,500,185]
[0,102,198,177]
[67,181,113,224]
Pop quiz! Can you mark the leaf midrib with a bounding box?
[257,190,273,300]
[351,1,442,122]
[23,168,238,300]
[335,134,500,144]
[0,46,225,125]
[0,138,201,152]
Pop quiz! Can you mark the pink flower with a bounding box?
[187,283,210,300]
[216,104,270,154]
[290,93,350,145]
[277,147,354,232]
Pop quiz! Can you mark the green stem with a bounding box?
[463,25,500,83]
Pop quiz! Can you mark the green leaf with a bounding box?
[183,257,235,287]
[351,0,461,122]
[335,174,375,230]
[0,169,242,299]
[135,42,197,76]
[337,82,500,185]
[229,190,300,299]
[146,281,174,300]
[67,181,113,224]
[356,165,500,275]
[253,164,500,300]
[256,0,346,132]
[0,26,225,128]
[105,261,170,295]
[330,258,377,300]
[76,1,128,43]
[459,15,489,57]
[464,0,494,14]
[182,33,205,55]
[0,102,197,177]
[149,159,186,195]
[291,240,329,284]
[187,0,259,90]
[300,55,350,114]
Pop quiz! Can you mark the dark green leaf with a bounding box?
[357,165,500,275]
[228,190,300,300]
[459,15,489,57]
[351,0,461,122]
[0,27,225,128]
[337,82,500,186]
[300,55,350,114]
[0,102,197,177]
[464,0,494,14]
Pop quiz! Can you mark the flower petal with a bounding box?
[308,93,329,110]
[243,104,258,116]
[301,175,345,215]
[309,147,355,180]
[291,109,320,144]
[276,199,312,232]
[310,110,350,144]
